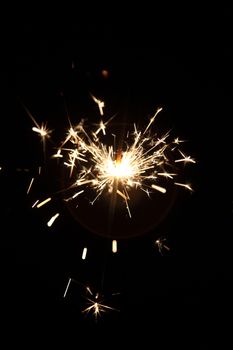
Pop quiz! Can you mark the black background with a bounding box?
[1,4,232,348]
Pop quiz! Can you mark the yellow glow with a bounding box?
[36,197,52,208]
[112,240,117,253]
[105,156,136,179]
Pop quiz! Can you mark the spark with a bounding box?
[82,247,88,260]
[155,237,170,255]
[32,199,39,208]
[82,292,118,320]
[174,182,193,191]
[47,213,60,227]
[157,172,177,179]
[27,177,34,194]
[116,190,128,200]
[21,102,52,158]
[143,107,163,134]
[151,184,167,194]
[63,278,72,298]
[112,240,117,253]
[173,137,185,144]
[22,104,51,140]
[32,125,50,138]
[36,197,52,208]
[93,115,116,137]
[52,149,63,158]
[90,93,105,116]
[175,150,196,164]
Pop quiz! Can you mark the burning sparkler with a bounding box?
[26,91,195,237]
[51,105,195,219]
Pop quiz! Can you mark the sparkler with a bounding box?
[49,104,195,219]
[26,92,195,237]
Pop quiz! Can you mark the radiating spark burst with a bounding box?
[21,102,52,158]
[82,288,119,320]
[28,94,195,221]
[155,237,170,255]
[48,104,195,217]
[63,278,119,320]
[32,125,51,138]
[21,103,52,141]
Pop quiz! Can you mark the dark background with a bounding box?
[1,5,232,348]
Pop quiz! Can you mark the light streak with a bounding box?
[112,240,117,253]
[82,247,88,260]
[143,107,163,134]
[175,150,196,164]
[174,182,193,191]
[32,199,39,208]
[36,197,52,208]
[63,278,72,298]
[27,177,34,194]
[47,213,60,227]
[151,184,167,194]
